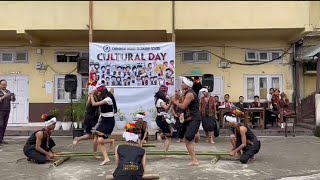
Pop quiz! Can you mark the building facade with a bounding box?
[0,1,319,125]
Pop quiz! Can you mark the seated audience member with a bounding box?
[23,114,57,164]
[251,95,262,127]
[113,123,147,180]
[227,117,261,164]
[235,96,248,112]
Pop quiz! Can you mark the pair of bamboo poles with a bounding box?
[53,150,229,167]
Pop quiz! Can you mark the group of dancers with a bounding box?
[23,77,261,179]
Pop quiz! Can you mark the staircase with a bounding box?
[297,91,317,130]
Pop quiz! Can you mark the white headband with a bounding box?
[200,88,208,93]
[224,115,237,123]
[180,76,193,87]
[44,117,57,126]
[135,114,145,119]
[122,131,139,142]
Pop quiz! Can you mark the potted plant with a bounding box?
[147,107,159,130]
[115,109,127,130]
[72,95,87,138]
[61,106,73,130]
[49,108,61,130]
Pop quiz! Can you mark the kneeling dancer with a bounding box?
[23,114,56,164]
[134,112,149,146]
[113,123,147,180]
[171,76,201,166]
[226,117,261,164]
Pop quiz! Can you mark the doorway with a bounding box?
[0,75,29,124]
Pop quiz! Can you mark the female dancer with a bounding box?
[113,123,147,180]
[154,87,172,152]
[171,90,184,142]
[90,86,116,165]
[72,89,101,158]
[199,88,216,144]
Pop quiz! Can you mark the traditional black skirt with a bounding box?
[84,113,99,134]
[202,116,216,132]
[155,116,172,137]
[96,116,115,138]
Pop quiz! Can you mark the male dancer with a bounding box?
[23,115,56,164]
[171,76,201,166]
[226,117,261,164]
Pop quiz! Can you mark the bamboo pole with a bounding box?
[53,157,70,167]
[106,173,160,180]
[142,144,156,147]
[56,151,229,157]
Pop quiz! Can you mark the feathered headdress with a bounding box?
[123,123,139,142]
[41,114,57,126]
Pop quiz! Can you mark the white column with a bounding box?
[315,94,320,126]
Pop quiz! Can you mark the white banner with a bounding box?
[89,42,176,123]
[89,42,175,87]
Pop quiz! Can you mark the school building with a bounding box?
[0,1,319,128]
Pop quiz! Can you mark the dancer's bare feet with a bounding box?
[94,152,102,159]
[109,139,115,149]
[99,159,111,166]
[186,161,199,166]
[72,137,79,146]
[209,140,215,144]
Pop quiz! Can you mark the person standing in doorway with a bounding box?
[0,79,16,145]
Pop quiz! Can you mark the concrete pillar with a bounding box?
[314,94,320,137]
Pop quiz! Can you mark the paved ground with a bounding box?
[0,136,320,180]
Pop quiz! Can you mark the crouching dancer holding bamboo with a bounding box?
[23,114,57,164]
[113,123,147,180]
[225,117,261,164]
[170,76,201,166]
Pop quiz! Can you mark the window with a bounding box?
[181,51,210,64]
[15,52,28,63]
[55,51,87,63]
[0,51,28,63]
[54,75,89,103]
[244,75,282,101]
[304,61,317,72]
[245,50,283,63]
[1,52,13,62]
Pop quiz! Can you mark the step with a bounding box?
[296,123,315,130]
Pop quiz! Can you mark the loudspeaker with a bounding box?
[64,74,78,93]
[202,74,214,92]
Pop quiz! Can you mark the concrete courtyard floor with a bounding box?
[0,136,320,180]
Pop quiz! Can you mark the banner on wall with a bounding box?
[88,42,176,124]
[89,42,175,87]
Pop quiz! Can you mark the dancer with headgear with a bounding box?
[199,87,217,144]
[134,112,149,146]
[90,86,116,165]
[23,114,57,164]
[154,85,173,152]
[72,86,100,158]
[171,76,201,166]
[226,115,261,164]
[113,123,147,180]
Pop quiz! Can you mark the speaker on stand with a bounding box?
[64,74,78,128]
[202,74,214,92]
